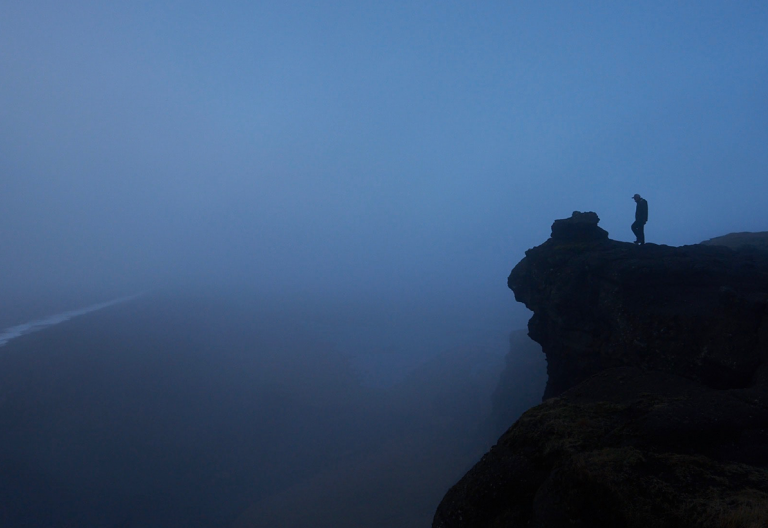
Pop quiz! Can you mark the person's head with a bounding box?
[633,193,642,202]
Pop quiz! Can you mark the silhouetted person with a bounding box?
[632,193,648,245]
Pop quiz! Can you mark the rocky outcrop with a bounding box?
[510,212,768,399]
[433,212,768,528]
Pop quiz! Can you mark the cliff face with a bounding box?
[510,211,768,399]
[433,212,768,528]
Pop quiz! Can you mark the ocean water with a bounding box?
[0,293,144,348]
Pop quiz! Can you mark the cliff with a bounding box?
[433,212,768,527]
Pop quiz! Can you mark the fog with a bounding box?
[1,2,767,526]
[0,292,546,527]
[3,2,767,301]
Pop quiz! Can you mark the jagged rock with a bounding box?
[433,214,768,528]
[549,211,609,242]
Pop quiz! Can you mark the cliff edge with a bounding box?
[433,212,768,527]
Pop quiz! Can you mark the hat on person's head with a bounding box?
[633,194,641,199]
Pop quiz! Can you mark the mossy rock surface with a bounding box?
[435,372,768,527]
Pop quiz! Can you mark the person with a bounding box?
[631,194,648,245]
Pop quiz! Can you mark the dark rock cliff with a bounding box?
[433,212,768,528]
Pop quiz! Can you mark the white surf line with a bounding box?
[0,292,146,348]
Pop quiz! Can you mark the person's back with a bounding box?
[632,194,648,244]
[636,197,648,223]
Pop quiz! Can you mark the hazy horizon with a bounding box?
[3,1,767,302]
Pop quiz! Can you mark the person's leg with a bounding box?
[638,223,645,245]
[631,221,641,244]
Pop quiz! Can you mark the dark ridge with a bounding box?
[434,212,768,528]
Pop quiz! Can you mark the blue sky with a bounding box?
[2,1,767,301]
